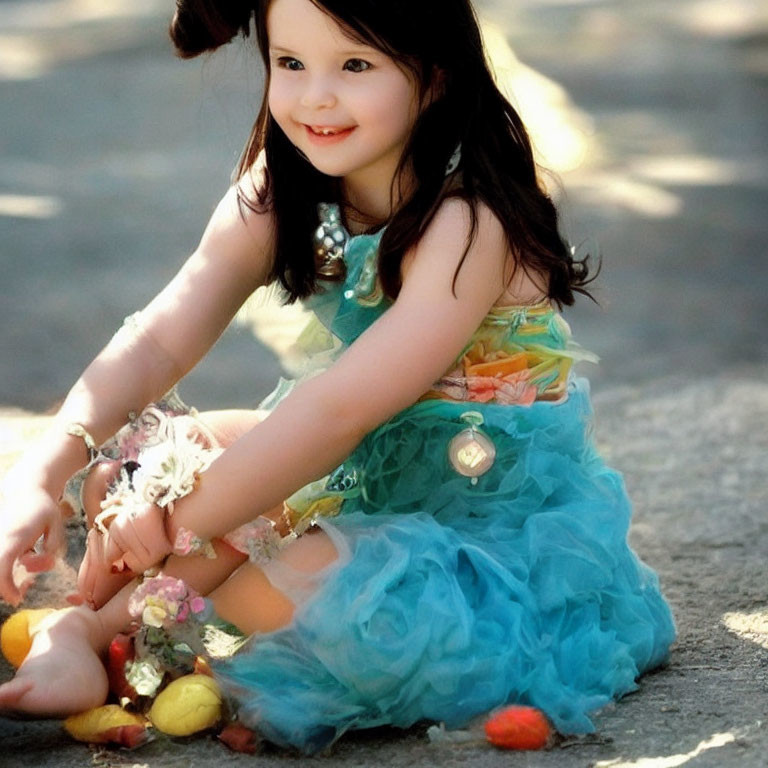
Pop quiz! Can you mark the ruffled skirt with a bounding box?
[213,377,675,752]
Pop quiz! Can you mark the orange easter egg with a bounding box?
[0,609,55,668]
[64,704,149,746]
[484,705,551,750]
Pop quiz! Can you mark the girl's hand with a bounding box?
[77,503,172,608]
[104,502,172,574]
[76,527,132,610]
[0,483,65,606]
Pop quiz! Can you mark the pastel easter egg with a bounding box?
[148,674,222,736]
[0,608,55,668]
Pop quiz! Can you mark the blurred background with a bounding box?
[1,0,767,414]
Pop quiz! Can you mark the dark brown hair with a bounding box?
[170,0,597,307]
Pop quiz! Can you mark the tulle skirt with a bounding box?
[212,377,675,752]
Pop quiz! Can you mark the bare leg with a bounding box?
[0,527,338,716]
[0,407,328,716]
[212,528,339,635]
[0,538,244,717]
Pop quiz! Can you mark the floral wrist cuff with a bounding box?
[173,527,217,559]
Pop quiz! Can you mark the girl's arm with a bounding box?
[167,199,540,544]
[55,184,274,445]
[0,183,274,603]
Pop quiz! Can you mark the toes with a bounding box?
[0,677,34,710]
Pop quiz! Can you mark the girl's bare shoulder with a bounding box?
[400,197,545,306]
[199,160,276,286]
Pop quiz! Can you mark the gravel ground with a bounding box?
[2,367,768,767]
[1,0,767,765]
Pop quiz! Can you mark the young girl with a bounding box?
[0,0,675,752]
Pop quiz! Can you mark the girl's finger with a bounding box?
[103,532,128,571]
[78,528,106,603]
[120,551,144,574]
[19,550,56,573]
[42,518,65,559]
[77,547,94,604]
[115,528,150,575]
[66,592,85,606]
[127,513,159,564]
[0,553,22,606]
[110,516,152,573]
[80,530,132,609]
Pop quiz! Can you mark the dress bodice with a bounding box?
[301,206,596,406]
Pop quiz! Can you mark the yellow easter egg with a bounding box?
[0,608,55,668]
[64,704,148,744]
[149,674,222,736]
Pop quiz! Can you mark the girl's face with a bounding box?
[266,0,422,201]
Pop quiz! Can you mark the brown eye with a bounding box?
[343,59,371,73]
[278,57,304,71]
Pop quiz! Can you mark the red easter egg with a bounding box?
[219,723,260,754]
[484,705,551,750]
[107,633,138,704]
[100,724,150,749]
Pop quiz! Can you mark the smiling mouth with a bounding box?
[310,125,350,135]
[306,125,355,137]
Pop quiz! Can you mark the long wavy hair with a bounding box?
[170,0,597,306]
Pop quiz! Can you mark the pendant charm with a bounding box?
[448,411,496,479]
[314,203,347,277]
[326,465,359,493]
[352,249,384,307]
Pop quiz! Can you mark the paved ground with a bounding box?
[3,369,768,767]
[1,0,767,765]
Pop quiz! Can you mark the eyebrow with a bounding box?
[268,44,378,57]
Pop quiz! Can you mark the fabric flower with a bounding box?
[465,369,538,406]
[126,658,165,697]
[142,605,168,628]
[129,574,205,630]
[176,602,190,623]
[189,597,206,615]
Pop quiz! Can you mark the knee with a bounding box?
[279,529,338,573]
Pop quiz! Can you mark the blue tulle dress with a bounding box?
[212,215,676,752]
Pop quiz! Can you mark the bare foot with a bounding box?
[0,607,109,717]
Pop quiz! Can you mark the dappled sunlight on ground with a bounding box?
[483,20,597,174]
[483,0,768,224]
[567,151,766,218]
[0,194,62,220]
[626,154,762,187]
[673,0,768,38]
[0,0,165,30]
[722,609,768,650]
[0,411,51,475]
[594,731,737,768]
[0,0,166,81]
[563,172,683,219]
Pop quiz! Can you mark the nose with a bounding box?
[299,75,337,110]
